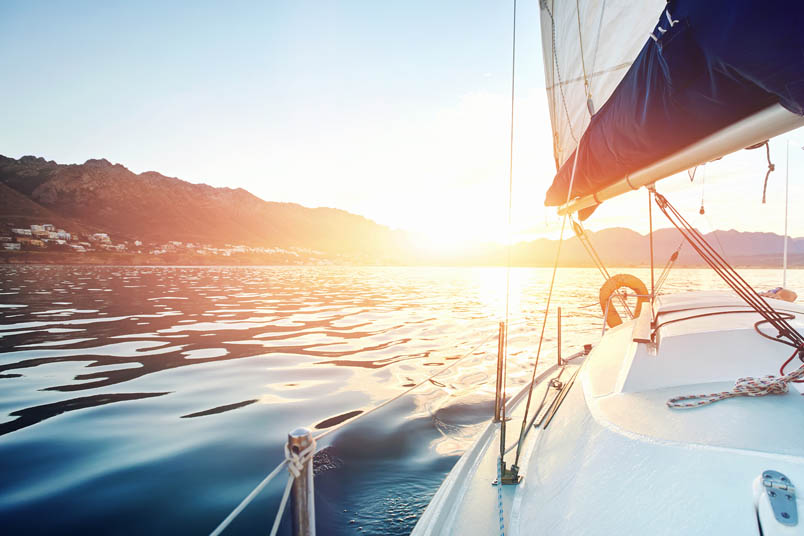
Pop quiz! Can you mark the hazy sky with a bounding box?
[2,0,803,246]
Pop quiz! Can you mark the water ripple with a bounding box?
[1,264,792,534]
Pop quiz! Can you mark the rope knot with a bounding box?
[284,438,316,478]
[732,375,789,397]
[667,368,803,409]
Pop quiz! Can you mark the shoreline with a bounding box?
[1,251,800,269]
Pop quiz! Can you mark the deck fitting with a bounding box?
[495,461,521,485]
[763,470,797,526]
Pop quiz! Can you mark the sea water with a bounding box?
[0,265,798,534]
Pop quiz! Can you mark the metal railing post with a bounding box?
[288,428,316,536]
[557,307,562,366]
[493,321,505,422]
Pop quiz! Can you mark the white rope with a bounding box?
[269,476,294,536]
[211,330,499,534]
[211,438,316,536]
[209,459,289,536]
[268,439,316,536]
[285,439,316,478]
[668,362,804,408]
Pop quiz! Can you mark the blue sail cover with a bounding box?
[544,0,804,216]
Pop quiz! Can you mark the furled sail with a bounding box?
[541,0,804,218]
[540,0,665,171]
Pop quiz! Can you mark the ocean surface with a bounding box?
[0,265,799,535]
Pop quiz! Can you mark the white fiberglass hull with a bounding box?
[413,291,804,535]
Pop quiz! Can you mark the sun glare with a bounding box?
[411,215,510,257]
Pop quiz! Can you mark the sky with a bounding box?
[2,0,804,248]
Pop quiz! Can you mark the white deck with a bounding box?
[414,291,804,535]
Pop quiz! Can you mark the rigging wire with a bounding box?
[574,0,591,112]
[509,0,602,470]
[571,219,633,317]
[544,1,578,147]
[699,163,706,215]
[511,144,583,471]
[587,0,607,101]
[511,214,569,470]
[648,188,655,301]
[500,0,518,455]
[653,192,804,349]
[654,241,683,294]
[693,163,727,257]
[210,329,502,534]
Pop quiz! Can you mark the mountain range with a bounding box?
[0,154,800,267]
[0,154,405,258]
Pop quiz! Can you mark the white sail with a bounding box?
[539,0,665,169]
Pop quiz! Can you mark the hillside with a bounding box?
[510,227,804,268]
[0,155,404,256]
[0,181,91,233]
[0,154,800,267]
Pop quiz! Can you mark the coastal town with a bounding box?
[0,221,337,263]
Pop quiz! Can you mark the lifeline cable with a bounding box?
[501,0,518,458]
[571,219,633,317]
[654,241,683,294]
[648,188,655,301]
[210,329,501,535]
[654,192,804,348]
[511,129,583,471]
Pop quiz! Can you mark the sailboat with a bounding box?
[412,0,804,534]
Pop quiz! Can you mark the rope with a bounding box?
[269,477,293,536]
[269,440,316,536]
[496,456,505,536]
[699,164,706,215]
[575,0,590,104]
[211,332,495,534]
[654,192,804,349]
[668,346,804,408]
[570,220,633,318]
[648,189,655,299]
[511,117,585,468]
[544,1,579,148]
[762,141,775,204]
[502,0,518,433]
[211,438,316,536]
[285,439,316,478]
[209,459,289,536]
[654,241,683,295]
[586,0,607,101]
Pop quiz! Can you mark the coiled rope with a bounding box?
[668,346,804,408]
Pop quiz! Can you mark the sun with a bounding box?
[409,215,510,257]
